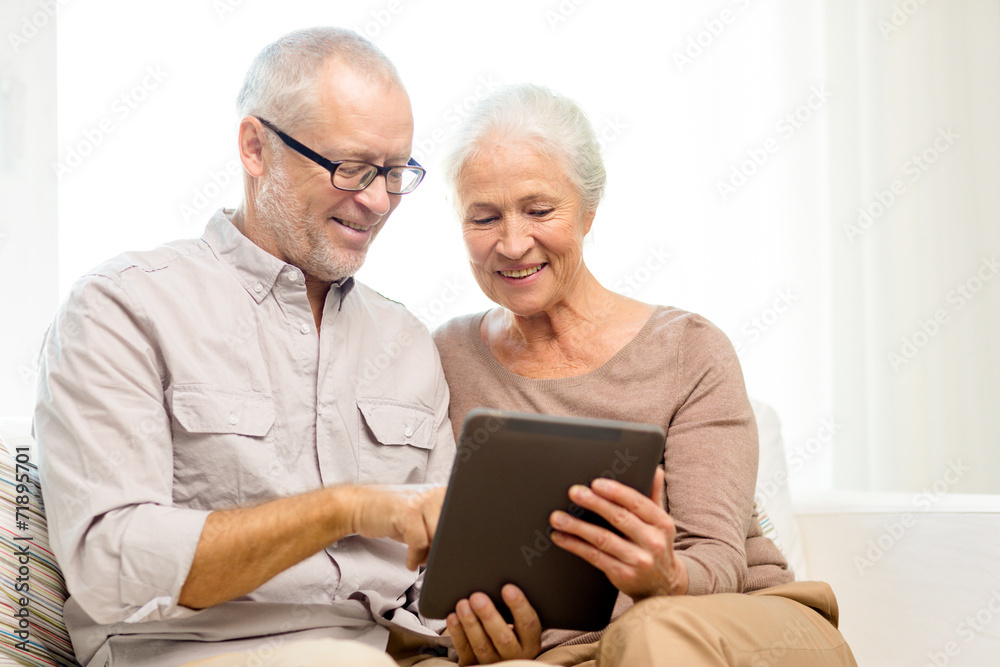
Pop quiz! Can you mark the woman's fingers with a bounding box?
[470,592,522,656]
[650,467,665,507]
[550,505,635,562]
[586,477,671,530]
[550,527,630,576]
[446,590,542,664]
[453,597,501,663]
[502,584,542,654]
[556,481,674,555]
[549,472,682,599]
[446,611,476,666]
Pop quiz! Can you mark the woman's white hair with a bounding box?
[443,83,607,212]
[236,27,402,138]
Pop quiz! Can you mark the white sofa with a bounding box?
[750,400,1000,667]
[4,405,1000,666]
[795,492,1000,666]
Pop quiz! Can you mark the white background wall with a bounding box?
[0,0,57,435]
[2,0,997,494]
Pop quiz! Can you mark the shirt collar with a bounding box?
[202,208,356,308]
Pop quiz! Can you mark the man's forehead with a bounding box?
[313,59,407,109]
[305,63,412,158]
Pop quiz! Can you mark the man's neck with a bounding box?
[306,276,332,332]
[233,204,333,333]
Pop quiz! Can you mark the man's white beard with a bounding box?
[256,165,371,282]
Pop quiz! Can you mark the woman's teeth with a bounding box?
[499,265,544,279]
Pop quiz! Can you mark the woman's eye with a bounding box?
[529,209,553,217]
[471,216,497,225]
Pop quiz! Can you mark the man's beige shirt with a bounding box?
[34,209,454,665]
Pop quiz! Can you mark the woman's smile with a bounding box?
[497,263,547,280]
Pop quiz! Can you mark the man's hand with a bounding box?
[350,485,447,570]
[549,467,688,600]
[179,484,446,610]
[445,584,542,666]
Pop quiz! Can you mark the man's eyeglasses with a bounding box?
[255,117,425,195]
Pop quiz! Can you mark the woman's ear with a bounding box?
[582,208,597,236]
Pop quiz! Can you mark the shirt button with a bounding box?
[228,413,238,425]
[300,323,311,334]
[287,272,299,283]
[253,283,263,293]
[403,425,414,438]
[317,404,324,416]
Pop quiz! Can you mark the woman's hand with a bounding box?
[445,584,542,665]
[549,467,688,600]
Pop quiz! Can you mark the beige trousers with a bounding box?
[182,581,857,667]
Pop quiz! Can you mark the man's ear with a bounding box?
[238,116,268,178]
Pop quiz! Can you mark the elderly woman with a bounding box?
[431,84,856,667]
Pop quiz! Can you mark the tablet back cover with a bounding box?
[420,409,666,631]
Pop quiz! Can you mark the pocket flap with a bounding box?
[172,385,275,437]
[357,399,434,450]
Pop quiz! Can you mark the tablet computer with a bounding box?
[419,409,666,631]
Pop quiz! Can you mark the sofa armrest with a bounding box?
[794,492,1000,667]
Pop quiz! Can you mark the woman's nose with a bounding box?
[496,220,534,259]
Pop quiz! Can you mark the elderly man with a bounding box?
[34,28,456,666]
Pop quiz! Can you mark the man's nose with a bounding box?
[354,175,392,216]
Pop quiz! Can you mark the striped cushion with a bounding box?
[754,494,786,554]
[0,440,79,666]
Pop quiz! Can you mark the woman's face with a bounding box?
[458,142,596,317]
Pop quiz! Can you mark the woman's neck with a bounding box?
[504,280,615,346]
[482,272,654,379]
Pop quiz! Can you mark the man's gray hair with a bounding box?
[443,83,607,212]
[236,27,403,135]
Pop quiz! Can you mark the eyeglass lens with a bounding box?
[333,162,423,194]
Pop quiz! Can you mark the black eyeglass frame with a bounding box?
[255,116,425,195]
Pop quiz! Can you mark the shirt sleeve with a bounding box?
[666,315,757,596]
[33,272,209,625]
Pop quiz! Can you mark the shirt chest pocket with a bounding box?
[170,385,278,507]
[172,386,275,436]
[357,398,435,485]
